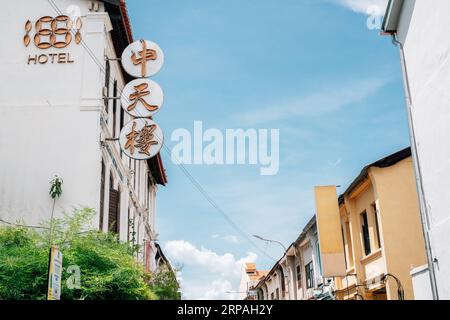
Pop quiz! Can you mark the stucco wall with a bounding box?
[396,0,450,299]
[0,0,106,226]
[370,158,427,300]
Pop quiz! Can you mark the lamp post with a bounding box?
[253,235,287,252]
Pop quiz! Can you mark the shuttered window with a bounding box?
[99,161,105,231]
[305,262,314,289]
[296,265,302,289]
[104,59,110,116]
[361,211,371,256]
[108,176,120,234]
[112,80,118,136]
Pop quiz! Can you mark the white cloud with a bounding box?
[332,0,388,16]
[164,240,257,300]
[232,77,388,126]
[211,234,241,244]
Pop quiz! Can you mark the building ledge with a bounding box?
[360,248,383,265]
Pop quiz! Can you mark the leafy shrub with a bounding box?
[0,208,158,300]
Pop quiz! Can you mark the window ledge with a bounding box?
[360,248,382,264]
[346,266,355,274]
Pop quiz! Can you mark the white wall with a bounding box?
[0,0,157,264]
[396,0,450,299]
[0,0,106,226]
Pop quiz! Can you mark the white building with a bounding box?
[382,0,450,299]
[238,263,268,300]
[254,217,334,300]
[0,0,167,272]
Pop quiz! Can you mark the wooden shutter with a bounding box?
[99,161,105,230]
[108,187,120,234]
[112,80,118,136]
[104,59,110,115]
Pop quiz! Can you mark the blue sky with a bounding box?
[127,0,408,299]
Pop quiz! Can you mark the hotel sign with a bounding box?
[24,15,82,65]
[119,39,165,161]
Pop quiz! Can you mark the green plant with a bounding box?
[0,208,158,300]
[148,265,181,300]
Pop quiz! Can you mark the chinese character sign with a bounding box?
[119,119,164,160]
[121,40,164,78]
[121,79,164,118]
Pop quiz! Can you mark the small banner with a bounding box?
[314,186,347,277]
[47,245,63,300]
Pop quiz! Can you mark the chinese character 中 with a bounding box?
[131,39,158,77]
[127,83,158,112]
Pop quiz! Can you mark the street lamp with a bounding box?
[253,235,287,252]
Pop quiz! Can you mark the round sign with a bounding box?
[121,79,164,118]
[119,119,164,160]
[121,39,164,78]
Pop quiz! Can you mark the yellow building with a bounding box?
[333,148,427,300]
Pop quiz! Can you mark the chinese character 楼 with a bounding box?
[135,124,158,156]
[124,121,139,155]
[124,122,158,157]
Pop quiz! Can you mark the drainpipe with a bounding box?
[391,34,439,300]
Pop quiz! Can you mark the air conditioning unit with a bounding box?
[316,276,324,287]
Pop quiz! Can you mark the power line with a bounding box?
[0,218,51,230]
[46,0,275,261]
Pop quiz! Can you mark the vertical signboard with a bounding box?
[47,245,63,300]
[314,186,347,277]
[119,39,165,160]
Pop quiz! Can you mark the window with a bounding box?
[343,221,354,269]
[108,175,120,234]
[361,211,371,256]
[270,292,274,300]
[112,80,118,136]
[99,160,105,231]
[275,288,280,300]
[372,203,381,249]
[104,59,110,116]
[316,243,322,275]
[127,207,131,242]
[280,270,286,298]
[341,226,347,269]
[305,262,314,289]
[296,265,302,289]
[120,107,125,130]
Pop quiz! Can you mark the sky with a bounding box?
[127,0,409,300]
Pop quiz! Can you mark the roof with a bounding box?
[245,263,256,272]
[102,0,168,186]
[253,215,317,290]
[338,147,411,204]
[249,270,269,282]
[294,215,316,245]
[381,0,405,33]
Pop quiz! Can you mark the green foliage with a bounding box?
[0,208,158,300]
[49,176,63,200]
[148,265,181,300]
